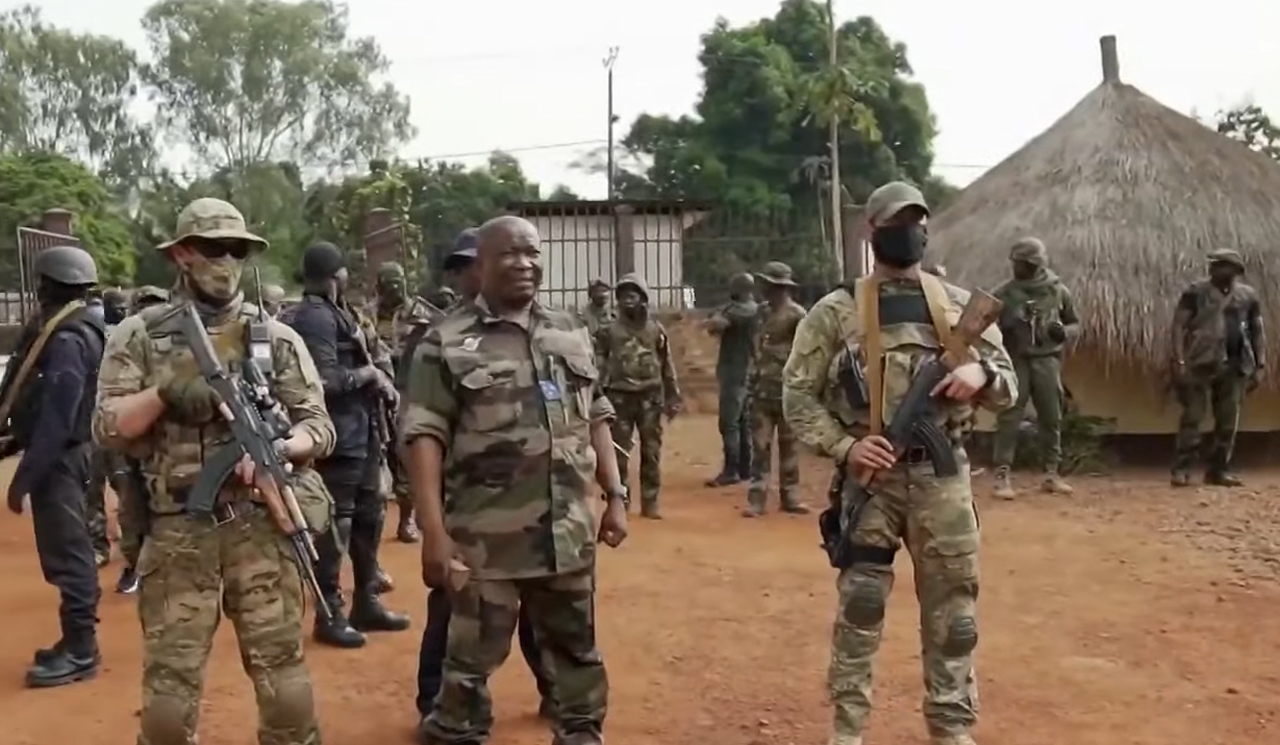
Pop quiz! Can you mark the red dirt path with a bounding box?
[0,415,1277,745]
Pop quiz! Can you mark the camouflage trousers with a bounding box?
[829,452,979,741]
[608,388,664,508]
[992,354,1064,471]
[422,567,606,743]
[1173,366,1246,475]
[85,447,113,562]
[747,396,800,510]
[136,511,318,745]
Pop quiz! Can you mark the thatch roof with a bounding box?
[930,36,1280,380]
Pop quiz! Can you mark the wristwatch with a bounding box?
[604,486,630,508]
[977,358,998,392]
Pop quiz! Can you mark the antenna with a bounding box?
[253,266,266,321]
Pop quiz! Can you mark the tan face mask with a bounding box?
[187,253,245,300]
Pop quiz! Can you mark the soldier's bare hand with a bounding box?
[931,362,987,401]
[421,531,456,589]
[664,400,683,420]
[234,453,256,486]
[598,500,628,547]
[847,435,897,472]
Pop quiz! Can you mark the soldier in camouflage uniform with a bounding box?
[705,272,759,486]
[1170,248,1265,487]
[578,278,614,335]
[990,237,1080,498]
[401,215,629,745]
[597,273,682,518]
[84,287,131,566]
[371,260,436,543]
[93,197,337,745]
[783,181,1017,745]
[744,261,808,517]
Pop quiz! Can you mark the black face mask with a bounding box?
[871,224,927,269]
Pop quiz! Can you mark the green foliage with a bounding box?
[141,0,414,171]
[613,0,948,288]
[0,5,153,185]
[1216,104,1280,162]
[1012,407,1117,475]
[0,151,134,285]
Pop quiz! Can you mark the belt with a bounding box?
[211,500,261,527]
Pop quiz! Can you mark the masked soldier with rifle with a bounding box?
[93,198,337,744]
[286,242,410,649]
[782,182,1017,745]
[0,245,105,688]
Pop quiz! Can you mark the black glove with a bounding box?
[158,373,223,425]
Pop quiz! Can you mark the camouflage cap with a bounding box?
[729,272,756,293]
[865,181,929,225]
[158,197,267,252]
[134,285,170,304]
[1009,237,1048,267]
[755,261,797,287]
[588,277,611,291]
[377,261,406,281]
[1208,248,1245,271]
[103,287,128,304]
[261,284,286,303]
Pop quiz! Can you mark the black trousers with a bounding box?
[416,586,553,716]
[316,455,385,600]
[28,442,100,650]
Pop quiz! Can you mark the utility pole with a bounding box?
[827,0,843,275]
[604,47,620,200]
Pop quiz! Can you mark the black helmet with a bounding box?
[34,245,97,286]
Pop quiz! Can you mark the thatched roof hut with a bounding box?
[931,36,1280,381]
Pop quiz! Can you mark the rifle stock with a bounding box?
[178,305,331,620]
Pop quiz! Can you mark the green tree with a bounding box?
[613,0,948,292]
[0,152,135,287]
[141,0,414,172]
[0,5,153,184]
[1216,104,1280,162]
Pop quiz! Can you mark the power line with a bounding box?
[404,139,608,161]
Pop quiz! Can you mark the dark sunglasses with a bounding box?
[190,237,254,260]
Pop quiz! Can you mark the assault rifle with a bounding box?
[178,304,330,620]
[349,317,400,480]
[820,290,1004,569]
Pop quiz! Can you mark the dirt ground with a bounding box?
[0,415,1278,745]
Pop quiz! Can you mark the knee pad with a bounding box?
[841,573,887,627]
[139,695,192,745]
[261,668,316,730]
[942,615,978,656]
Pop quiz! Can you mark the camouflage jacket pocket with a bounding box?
[291,466,333,534]
[457,362,523,432]
[561,352,599,421]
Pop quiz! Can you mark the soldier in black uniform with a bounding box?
[285,242,410,648]
[1,245,106,687]
[410,232,554,727]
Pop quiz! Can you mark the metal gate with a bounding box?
[17,227,82,324]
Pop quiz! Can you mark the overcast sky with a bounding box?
[13,0,1280,197]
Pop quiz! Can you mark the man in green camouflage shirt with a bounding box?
[704,272,759,486]
[1170,248,1265,487]
[371,260,439,543]
[783,181,1017,745]
[400,215,628,745]
[93,197,336,745]
[596,273,682,518]
[578,277,614,335]
[744,261,808,517]
[990,237,1080,498]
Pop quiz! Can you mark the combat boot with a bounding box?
[349,517,410,633]
[1170,470,1192,487]
[1206,471,1243,487]
[992,466,1016,500]
[115,564,139,595]
[705,469,741,487]
[930,734,977,745]
[538,698,558,721]
[552,731,603,745]
[26,638,99,688]
[373,565,395,594]
[1041,471,1074,495]
[313,518,367,649]
[640,501,663,520]
[781,493,811,515]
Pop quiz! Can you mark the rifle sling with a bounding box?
[853,273,953,437]
[0,300,87,426]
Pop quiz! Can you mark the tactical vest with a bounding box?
[601,317,665,392]
[137,302,273,515]
[830,276,975,440]
[1181,280,1257,372]
[9,305,105,447]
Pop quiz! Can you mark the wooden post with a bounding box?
[840,203,866,282]
[1100,35,1119,83]
[613,203,635,278]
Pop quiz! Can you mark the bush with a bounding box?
[1012,408,1116,475]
